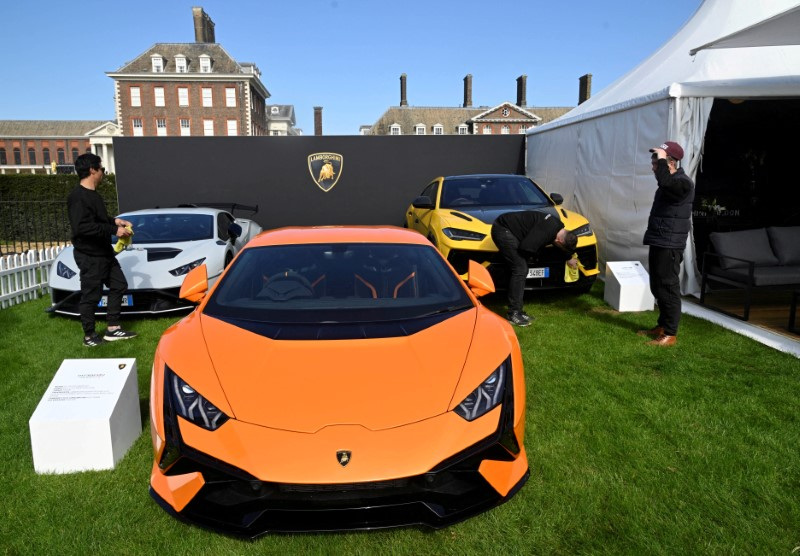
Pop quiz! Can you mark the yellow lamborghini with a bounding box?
[405,174,599,292]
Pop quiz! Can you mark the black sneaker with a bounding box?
[520,312,535,323]
[103,327,138,341]
[507,311,531,327]
[83,334,106,347]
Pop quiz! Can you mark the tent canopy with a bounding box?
[689,4,800,55]
[525,0,800,295]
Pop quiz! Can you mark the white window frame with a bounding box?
[518,125,528,134]
[501,125,510,135]
[226,120,238,136]
[178,87,189,107]
[156,118,167,136]
[390,123,401,136]
[154,87,165,107]
[175,55,187,73]
[132,118,143,137]
[414,124,426,135]
[199,55,211,73]
[151,55,164,73]
[130,87,141,107]
[180,119,191,136]
[433,124,443,135]
[458,124,468,135]
[225,88,236,108]
[202,88,213,107]
[482,125,492,135]
[203,119,214,136]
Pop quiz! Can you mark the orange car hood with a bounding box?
[200,309,477,433]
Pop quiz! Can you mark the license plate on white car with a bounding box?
[97,294,133,307]
[527,267,549,279]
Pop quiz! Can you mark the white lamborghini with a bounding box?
[48,205,262,316]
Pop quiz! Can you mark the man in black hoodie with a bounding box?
[638,141,694,347]
[67,153,136,346]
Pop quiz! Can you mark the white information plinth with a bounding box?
[604,261,655,312]
[29,358,141,474]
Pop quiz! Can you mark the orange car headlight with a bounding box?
[454,359,508,421]
[169,370,229,431]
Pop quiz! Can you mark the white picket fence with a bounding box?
[0,246,65,309]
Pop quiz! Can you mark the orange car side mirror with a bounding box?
[179,264,209,303]
[467,260,495,298]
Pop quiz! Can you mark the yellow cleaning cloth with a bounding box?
[114,225,134,253]
[565,253,580,283]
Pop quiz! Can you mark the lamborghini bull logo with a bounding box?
[307,152,343,192]
[336,450,351,467]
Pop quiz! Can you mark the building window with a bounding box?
[154,87,165,107]
[175,55,187,73]
[57,148,65,164]
[151,55,164,73]
[271,130,281,136]
[203,119,214,136]
[390,124,401,135]
[458,124,468,135]
[225,88,236,108]
[202,88,213,107]
[13,148,21,165]
[71,148,79,162]
[270,106,279,115]
[180,119,190,136]
[0,148,6,165]
[414,124,425,135]
[482,125,492,135]
[28,148,36,165]
[132,118,143,136]
[156,119,167,136]
[501,125,510,135]
[518,125,527,134]
[178,87,189,107]
[130,86,141,107]
[42,148,50,165]
[227,120,238,136]
[199,55,211,73]
[433,125,443,135]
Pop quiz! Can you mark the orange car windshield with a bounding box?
[203,243,473,324]
[440,176,550,209]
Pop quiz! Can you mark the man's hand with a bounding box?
[116,225,132,238]
[650,147,667,159]
[114,218,132,228]
[566,258,578,269]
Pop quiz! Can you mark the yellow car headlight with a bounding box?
[442,228,486,241]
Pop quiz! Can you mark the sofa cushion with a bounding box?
[709,228,779,270]
[766,226,800,265]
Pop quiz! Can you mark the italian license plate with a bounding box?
[98,294,133,307]
[527,267,549,279]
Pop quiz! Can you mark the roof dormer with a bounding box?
[175,55,187,73]
[151,54,164,73]
[199,54,212,73]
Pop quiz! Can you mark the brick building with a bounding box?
[365,74,573,136]
[0,120,119,174]
[107,7,270,138]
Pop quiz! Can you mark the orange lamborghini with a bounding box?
[149,226,528,535]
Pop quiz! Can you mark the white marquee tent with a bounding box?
[526,0,800,295]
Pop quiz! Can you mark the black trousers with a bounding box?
[648,246,683,336]
[491,225,528,313]
[73,251,128,336]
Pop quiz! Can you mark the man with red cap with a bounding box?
[638,141,694,346]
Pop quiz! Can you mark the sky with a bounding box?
[1,0,704,136]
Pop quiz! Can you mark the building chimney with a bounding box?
[516,75,527,108]
[399,74,408,106]
[579,73,592,105]
[314,106,323,136]
[463,74,473,108]
[192,7,216,43]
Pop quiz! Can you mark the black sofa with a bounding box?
[700,226,800,320]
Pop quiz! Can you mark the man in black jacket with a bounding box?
[638,141,695,346]
[68,153,136,346]
[491,210,578,326]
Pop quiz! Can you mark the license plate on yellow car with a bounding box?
[97,294,133,307]
[527,267,549,279]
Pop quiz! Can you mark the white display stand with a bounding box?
[29,358,141,474]
[604,261,655,312]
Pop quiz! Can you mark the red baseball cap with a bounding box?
[650,141,684,161]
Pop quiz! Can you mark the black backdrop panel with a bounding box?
[113,135,524,229]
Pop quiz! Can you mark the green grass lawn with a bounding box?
[1,284,798,555]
